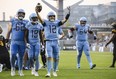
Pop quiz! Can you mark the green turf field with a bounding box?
[0,51,116,79]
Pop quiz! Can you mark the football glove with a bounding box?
[26,43,31,49]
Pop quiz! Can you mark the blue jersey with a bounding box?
[26,22,43,44]
[75,23,91,41]
[43,20,61,40]
[11,18,28,41]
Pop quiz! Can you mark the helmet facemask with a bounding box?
[48,15,55,22]
[80,21,86,26]
[79,17,87,26]
[31,17,38,24]
[47,11,56,22]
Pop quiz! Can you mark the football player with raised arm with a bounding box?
[6,9,28,76]
[35,3,70,77]
[68,17,96,69]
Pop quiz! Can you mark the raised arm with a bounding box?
[35,3,44,24]
[60,6,71,25]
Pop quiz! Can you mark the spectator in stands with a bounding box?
[98,42,104,52]
[92,43,96,52]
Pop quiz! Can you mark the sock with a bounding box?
[53,59,58,72]
[47,60,52,74]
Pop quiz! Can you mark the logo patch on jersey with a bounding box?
[31,29,39,38]
[79,29,87,35]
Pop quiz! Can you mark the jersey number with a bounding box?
[16,23,25,31]
[79,29,87,35]
[32,30,38,38]
[49,25,56,33]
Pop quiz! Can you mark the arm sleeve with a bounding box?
[58,21,63,26]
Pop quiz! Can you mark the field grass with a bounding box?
[0,50,116,79]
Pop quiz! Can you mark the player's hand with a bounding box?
[94,35,97,40]
[35,3,42,13]
[68,29,73,39]
[94,36,97,40]
[26,43,31,49]
[105,43,108,47]
[41,44,45,52]
[67,6,71,14]
[6,43,10,49]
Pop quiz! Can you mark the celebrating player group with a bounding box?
[0,2,116,78]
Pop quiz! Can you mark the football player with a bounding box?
[40,26,64,69]
[69,17,96,69]
[25,13,43,76]
[35,3,70,77]
[6,9,28,76]
[0,25,11,72]
[105,22,116,68]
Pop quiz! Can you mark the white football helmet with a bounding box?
[47,11,55,22]
[29,13,38,24]
[16,9,25,20]
[79,17,87,26]
[80,17,87,22]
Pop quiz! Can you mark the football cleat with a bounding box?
[34,71,39,76]
[53,72,57,77]
[11,68,15,76]
[31,67,35,75]
[109,65,115,68]
[19,70,24,76]
[45,73,51,77]
[0,64,3,72]
[90,64,96,69]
